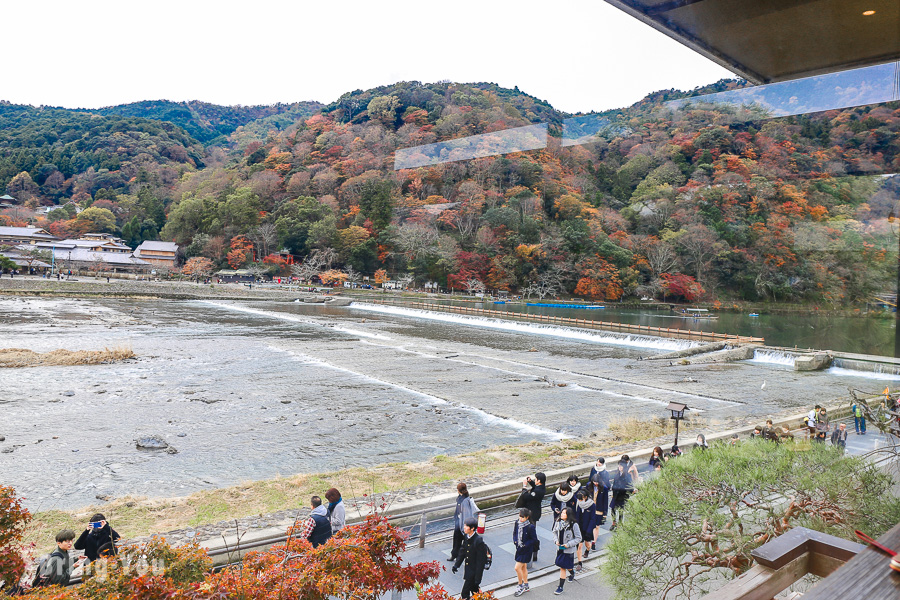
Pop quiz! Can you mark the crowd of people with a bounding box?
[446,454,645,598]
[448,407,871,598]
[25,409,868,597]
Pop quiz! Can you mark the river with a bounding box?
[0,296,894,511]
[403,299,896,356]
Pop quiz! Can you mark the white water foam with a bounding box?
[748,349,796,366]
[267,345,568,440]
[826,367,900,381]
[352,303,698,352]
[200,301,393,340]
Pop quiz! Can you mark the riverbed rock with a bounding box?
[794,353,832,371]
[165,446,178,454]
[0,435,5,442]
[177,432,187,437]
[192,397,223,404]
[135,435,171,450]
[62,391,75,397]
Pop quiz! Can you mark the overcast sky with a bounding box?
[6,0,733,114]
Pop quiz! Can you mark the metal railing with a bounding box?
[204,476,579,562]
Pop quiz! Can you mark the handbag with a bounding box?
[515,489,528,509]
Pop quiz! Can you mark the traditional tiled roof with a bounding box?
[135,241,178,253]
[51,247,149,265]
[0,226,59,241]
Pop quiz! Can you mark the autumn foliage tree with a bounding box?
[319,269,349,285]
[227,235,254,270]
[659,272,704,302]
[262,254,290,276]
[204,514,441,600]
[574,256,624,301]
[0,486,30,592]
[1,485,469,600]
[181,257,214,279]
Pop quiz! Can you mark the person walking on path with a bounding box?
[550,482,576,524]
[805,405,821,439]
[324,488,346,534]
[831,423,849,452]
[295,496,332,548]
[815,407,830,443]
[609,457,637,530]
[74,514,120,563]
[851,401,867,435]
[695,434,709,450]
[521,473,546,525]
[34,529,79,588]
[648,446,665,470]
[552,507,582,595]
[452,518,489,600]
[449,483,479,563]
[588,457,609,544]
[574,490,598,570]
[513,508,537,597]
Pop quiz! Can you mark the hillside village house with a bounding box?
[0,226,59,245]
[0,226,151,274]
[134,241,179,269]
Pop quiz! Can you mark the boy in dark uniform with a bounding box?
[452,518,489,599]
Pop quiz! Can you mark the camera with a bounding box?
[89,521,103,529]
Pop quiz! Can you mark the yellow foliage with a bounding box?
[336,225,371,250]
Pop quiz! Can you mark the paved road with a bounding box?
[398,421,892,599]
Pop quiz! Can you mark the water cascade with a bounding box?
[352,303,698,352]
[748,349,797,366]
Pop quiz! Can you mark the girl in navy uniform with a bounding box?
[512,508,537,596]
[552,507,582,594]
[574,490,598,570]
[550,482,576,524]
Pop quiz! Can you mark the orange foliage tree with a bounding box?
[374,268,388,285]
[262,254,290,275]
[227,235,254,269]
[574,257,624,301]
[319,270,349,285]
[660,272,704,302]
[2,484,475,600]
[182,257,215,278]
[0,486,31,592]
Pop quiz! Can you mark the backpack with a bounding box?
[31,549,65,588]
[483,541,493,570]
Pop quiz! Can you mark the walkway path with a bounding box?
[399,423,891,599]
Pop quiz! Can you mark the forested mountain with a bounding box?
[2,81,898,305]
[0,102,203,208]
[76,100,323,145]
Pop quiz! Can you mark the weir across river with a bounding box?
[366,297,766,344]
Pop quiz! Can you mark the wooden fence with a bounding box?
[367,299,765,344]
